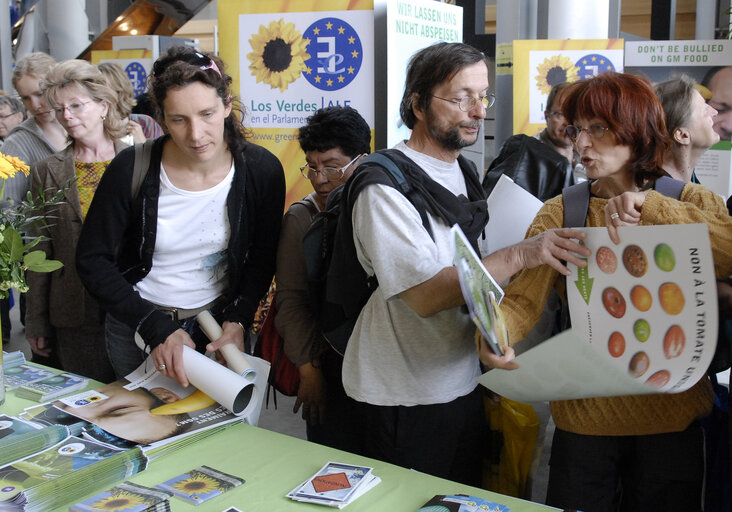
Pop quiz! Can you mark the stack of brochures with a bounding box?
[70,481,173,512]
[2,350,25,369]
[287,462,381,508]
[0,419,148,512]
[15,373,88,402]
[418,494,511,512]
[4,364,55,390]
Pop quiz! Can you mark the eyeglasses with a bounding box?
[545,110,565,120]
[0,111,21,120]
[300,154,363,180]
[153,51,221,77]
[53,100,93,116]
[431,93,496,112]
[565,124,610,143]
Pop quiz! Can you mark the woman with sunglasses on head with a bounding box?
[76,47,285,386]
[26,59,128,383]
[480,72,732,512]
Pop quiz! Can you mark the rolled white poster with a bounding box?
[196,310,257,378]
[181,346,255,416]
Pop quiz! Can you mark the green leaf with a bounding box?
[1,227,24,263]
[24,250,63,273]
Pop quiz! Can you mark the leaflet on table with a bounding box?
[2,350,25,370]
[70,481,173,512]
[0,435,121,501]
[452,226,507,357]
[287,475,381,509]
[154,465,244,504]
[50,358,244,447]
[0,414,41,440]
[478,224,718,402]
[481,174,543,256]
[418,494,511,512]
[287,462,380,508]
[15,372,89,402]
[3,364,55,390]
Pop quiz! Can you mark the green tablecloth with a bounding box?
[1,379,558,511]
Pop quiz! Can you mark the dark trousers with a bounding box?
[546,425,704,512]
[356,387,485,487]
[55,293,115,383]
[305,347,364,455]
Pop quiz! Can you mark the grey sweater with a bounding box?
[0,117,64,207]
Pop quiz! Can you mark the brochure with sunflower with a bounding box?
[69,481,172,512]
[154,465,244,505]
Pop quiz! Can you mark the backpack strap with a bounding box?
[358,152,434,239]
[131,139,154,200]
[561,180,592,228]
[653,175,685,200]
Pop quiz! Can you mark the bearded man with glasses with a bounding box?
[339,42,589,486]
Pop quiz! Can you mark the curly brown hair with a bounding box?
[149,46,249,155]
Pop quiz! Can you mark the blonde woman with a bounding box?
[26,60,128,382]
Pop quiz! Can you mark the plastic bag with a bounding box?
[483,393,540,498]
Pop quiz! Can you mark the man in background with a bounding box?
[701,66,732,140]
[482,82,585,201]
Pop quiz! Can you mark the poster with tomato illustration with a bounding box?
[478,223,718,402]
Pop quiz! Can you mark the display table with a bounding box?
[1,376,558,511]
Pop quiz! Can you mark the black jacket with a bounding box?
[76,136,285,349]
[483,134,573,202]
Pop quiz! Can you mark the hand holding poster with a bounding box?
[478,223,718,402]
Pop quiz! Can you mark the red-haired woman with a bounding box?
[481,72,732,512]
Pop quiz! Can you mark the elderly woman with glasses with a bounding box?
[76,46,285,386]
[26,59,128,383]
[480,72,732,512]
[274,106,369,452]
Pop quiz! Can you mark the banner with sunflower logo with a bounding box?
[512,39,624,136]
[219,1,374,209]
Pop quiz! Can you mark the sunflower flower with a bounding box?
[173,472,221,495]
[534,54,579,94]
[247,18,310,92]
[91,490,145,510]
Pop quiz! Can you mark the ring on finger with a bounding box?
[158,363,167,371]
[610,212,620,221]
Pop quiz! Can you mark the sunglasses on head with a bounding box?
[152,51,221,78]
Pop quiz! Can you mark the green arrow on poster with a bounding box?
[574,260,593,305]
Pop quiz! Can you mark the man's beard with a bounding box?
[427,114,480,151]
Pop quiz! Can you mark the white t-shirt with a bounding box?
[342,141,480,406]
[134,162,234,309]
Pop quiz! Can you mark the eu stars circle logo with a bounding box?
[574,54,616,80]
[125,62,148,97]
[302,17,362,91]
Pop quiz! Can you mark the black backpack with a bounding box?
[301,150,434,356]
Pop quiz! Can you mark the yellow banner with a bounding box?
[219,0,374,209]
[512,39,624,136]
